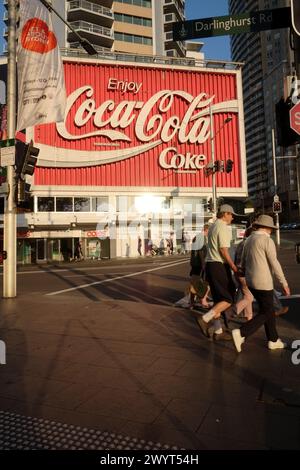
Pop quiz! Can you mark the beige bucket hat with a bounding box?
[253,214,277,230]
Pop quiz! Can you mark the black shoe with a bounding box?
[213,331,232,341]
[196,316,212,338]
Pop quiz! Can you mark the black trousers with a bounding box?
[240,288,278,342]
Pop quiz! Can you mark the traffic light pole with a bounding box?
[3,1,17,298]
[294,33,300,220]
[209,105,217,214]
[292,0,300,218]
[272,129,280,247]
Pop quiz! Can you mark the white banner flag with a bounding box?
[16,0,66,131]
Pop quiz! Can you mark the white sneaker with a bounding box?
[232,329,245,353]
[268,338,287,350]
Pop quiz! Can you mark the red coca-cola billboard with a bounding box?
[31,57,247,193]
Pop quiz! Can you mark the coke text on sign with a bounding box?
[290,102,300,136]
[31,59,247,193]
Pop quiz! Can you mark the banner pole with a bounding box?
[3,0,17,298]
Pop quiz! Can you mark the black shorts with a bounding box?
[190,267,203,276]
[206,262,236,303]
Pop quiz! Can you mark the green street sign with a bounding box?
[173,7,291,41]
[0,138,15,148]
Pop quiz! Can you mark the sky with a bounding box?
[0,0,231,60]
[186,0,231,61]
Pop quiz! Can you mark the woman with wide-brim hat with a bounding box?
[232,214,290,353]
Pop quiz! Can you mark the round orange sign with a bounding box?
[21,18,57,54]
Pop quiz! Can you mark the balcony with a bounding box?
[164,30,186,57]
[68,0,114,28]
[164,0,185,21]
[68,21,114,48]
[164,12,177,24]
[66,42,111,55]
[165,41,185,57]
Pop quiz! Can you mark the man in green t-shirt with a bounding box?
[196,205,237,341]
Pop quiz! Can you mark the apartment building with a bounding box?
[44,0,186,58]
[229,0,299,221]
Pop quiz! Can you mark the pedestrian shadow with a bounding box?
[0,299,32,448]
[35,263,185,306]
[88,277,181,306]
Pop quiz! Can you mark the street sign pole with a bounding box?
[272,129,280,246]
[3,0,17,298]
[209,105,217,214]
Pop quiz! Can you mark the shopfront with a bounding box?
[16,231,79,264]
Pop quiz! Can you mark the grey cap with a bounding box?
[253,214,277,230]
[219,204,237,215]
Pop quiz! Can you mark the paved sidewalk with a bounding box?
[0,249,300,450]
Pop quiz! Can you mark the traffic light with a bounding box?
[275,98,300,147]
[207,197,213,212]
[17,179,32,203]
[15,139,39,206]
[273,201,282,213]
[291,0,300,36]
[225,159,234,173]
[15,139,40,179]
[214,160,224,172]
[204,162,213,176]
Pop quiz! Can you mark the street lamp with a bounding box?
[70,216,77,229]
[209,105,232,213]
[39,0,98,56]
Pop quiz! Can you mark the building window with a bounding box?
[172,197,205,214]
[37,197,55,212]
[56,197,73,212]
[91,197,109,212]
[117,0,152,7]
[165,14,173,22]
[74,197,90,212]
[115,32,152,45]
[117,195,135,212]
[114,13,152,27]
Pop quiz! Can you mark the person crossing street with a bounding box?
[196,204,237,341]
[232,214,290,353]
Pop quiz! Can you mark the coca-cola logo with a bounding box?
[159,147,206,171]
[37,77,238,170]
[57,85,214,145]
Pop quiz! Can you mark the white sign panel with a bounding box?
[0,145,15,166]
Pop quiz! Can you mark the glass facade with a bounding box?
[37,196,109,212]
